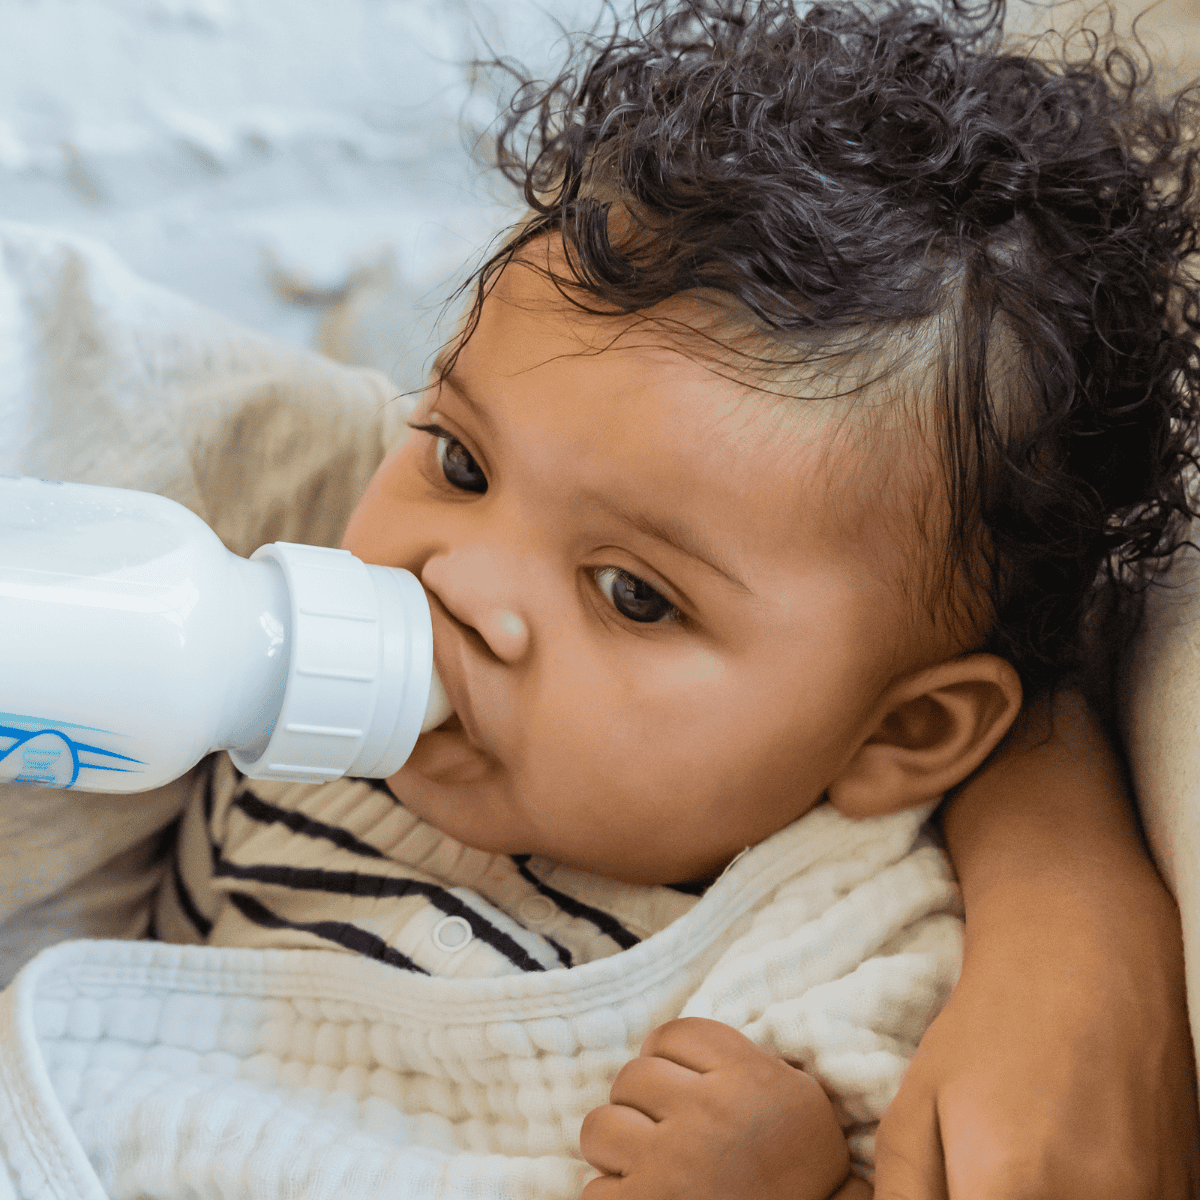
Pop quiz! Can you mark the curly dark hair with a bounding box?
[448,0,1200,695]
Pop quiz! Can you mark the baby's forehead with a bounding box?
[466,253,951,575]
[695,336,965,629]
[613,305,947,532]
[434,271,978,680]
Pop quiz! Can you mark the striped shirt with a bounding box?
[154,754,707,977]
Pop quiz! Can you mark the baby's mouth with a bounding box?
[421,667,454,732]
[408,620,496,776]
[405,709,493,785]
[431,712,464,736]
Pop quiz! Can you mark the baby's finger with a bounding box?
[579,1102,657,1177]
[609,1052,701,1119]
[638,1016,758,1072]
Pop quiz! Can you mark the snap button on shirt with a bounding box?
[432,915,473,952]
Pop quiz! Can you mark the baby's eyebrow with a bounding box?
[595,499,752,594]
[429,359,496,437]
[428,351,750,594]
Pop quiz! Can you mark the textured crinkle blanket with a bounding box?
[0,803,962,1200]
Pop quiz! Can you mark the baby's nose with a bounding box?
[490,608,530,659]
[420,552,531,664]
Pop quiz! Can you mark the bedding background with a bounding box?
[0,0,593,392]
[0,0,1193,397]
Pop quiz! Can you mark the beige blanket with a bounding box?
[1123,546,1200,1081]
[0,220,403,983]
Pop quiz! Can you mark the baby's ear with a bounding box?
[827,654,1022,819]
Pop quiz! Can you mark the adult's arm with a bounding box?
[874,691,1200,1198]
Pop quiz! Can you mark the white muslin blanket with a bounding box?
[0,804,962,1200]
[0,220,964,1198]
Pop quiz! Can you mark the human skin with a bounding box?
[575,697,1200,1199]
[342,254,1020,888]
[874,692,1200,1198]
[578,1017,860,1200]
[340,249,1193,1196]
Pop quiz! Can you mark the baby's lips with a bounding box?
[421,667,454,732]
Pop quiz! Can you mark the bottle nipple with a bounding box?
[421,668,453,732]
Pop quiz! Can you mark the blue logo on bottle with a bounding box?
[0,714,143,788]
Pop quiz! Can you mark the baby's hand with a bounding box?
[579,1016,860,1200]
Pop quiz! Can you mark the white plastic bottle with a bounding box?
[0,475,450,792]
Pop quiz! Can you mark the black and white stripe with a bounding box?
[155,755,702,978]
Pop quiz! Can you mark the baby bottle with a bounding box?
[0,475,450,792]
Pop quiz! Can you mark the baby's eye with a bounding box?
[437,435,487,493]
[594,566,679,624]
[412,423,487,493]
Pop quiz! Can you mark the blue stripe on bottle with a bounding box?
[0,716,144,788]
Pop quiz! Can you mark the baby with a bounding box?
[143,0,1200,1196]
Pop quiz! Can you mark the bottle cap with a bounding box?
[229,542,436,784]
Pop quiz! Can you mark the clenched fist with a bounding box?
[579,1017,869,1200]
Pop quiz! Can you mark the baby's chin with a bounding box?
[383,742,530,857]
[386,739,752,886]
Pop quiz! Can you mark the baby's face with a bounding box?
[343,261,927,884]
